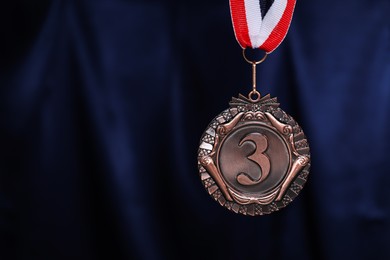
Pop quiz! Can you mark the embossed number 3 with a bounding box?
[236,133,271,186]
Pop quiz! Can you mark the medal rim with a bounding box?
[197,94,311,216]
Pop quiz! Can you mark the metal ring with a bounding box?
[249,90,261,102]
[242,48,268,65]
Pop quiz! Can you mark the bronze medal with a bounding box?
[198,94,310,215]
[197,0,310,215]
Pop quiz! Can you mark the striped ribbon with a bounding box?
[230,0,296,53]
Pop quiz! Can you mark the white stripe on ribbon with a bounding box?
[244,0,288,48]
[244,0,263,47]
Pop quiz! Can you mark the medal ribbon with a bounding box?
[230,0,296,53]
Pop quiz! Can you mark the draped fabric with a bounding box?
[1,0,390,259]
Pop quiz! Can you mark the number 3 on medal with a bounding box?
[236,133,271,186]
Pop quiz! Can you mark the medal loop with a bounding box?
[249,90,261,102]
[243,48,266,101]
[242,48,268,65]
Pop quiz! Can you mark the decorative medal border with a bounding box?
[197,94,310,216]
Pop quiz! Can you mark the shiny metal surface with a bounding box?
[198,94,311,216]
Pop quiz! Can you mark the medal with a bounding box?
[197,0,311,216]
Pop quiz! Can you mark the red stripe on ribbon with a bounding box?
[230,0,296,53]
[260,0,296,53]
[230,0,252,49]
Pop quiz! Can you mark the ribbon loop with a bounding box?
[230,0,296,53]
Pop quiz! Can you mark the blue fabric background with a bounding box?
[1,0,390,259]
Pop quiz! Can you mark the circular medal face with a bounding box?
[197,94,310,216]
